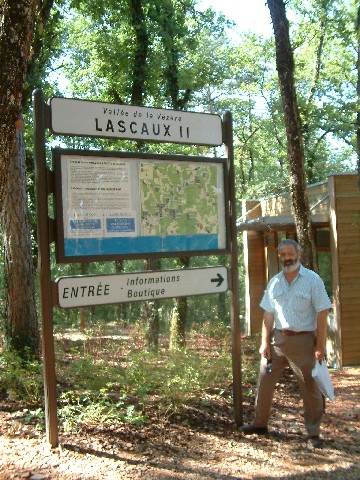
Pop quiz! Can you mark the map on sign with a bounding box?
[140,162,219,236]
[54,150,228,261]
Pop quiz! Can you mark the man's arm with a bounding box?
[259,311,274,359]
[315,309,329,361]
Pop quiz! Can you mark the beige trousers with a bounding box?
[252,329,324,436]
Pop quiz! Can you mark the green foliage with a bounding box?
[63,354,126,392]
[0,321,260,433]
[23,407,45,431]
[52,324,240,425]
[55,338,237,433]
[23,1,66,109]
[58,389,145,432]
[0,348,43,404]
[124,347,233,410]
[192,319,230,340]
[241,333,262,386]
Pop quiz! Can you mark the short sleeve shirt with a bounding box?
[260,265,332,331]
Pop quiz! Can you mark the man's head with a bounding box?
[278,239,301,274]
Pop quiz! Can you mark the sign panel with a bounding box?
[50,97,223,146]
[54,149,229,262]
[56,266,228,308]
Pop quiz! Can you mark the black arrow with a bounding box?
[211,273,224,287]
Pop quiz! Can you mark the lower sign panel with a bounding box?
[56,266,228,308]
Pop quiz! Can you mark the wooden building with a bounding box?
[239,173,360,367]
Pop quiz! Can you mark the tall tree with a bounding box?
[356,2,360,186]
[267,0,317,269]
[1,123,39,354]
[169,257,190,349]
[152,0,191,109]
[1,0,60,355]
[291,0,356,184]
[226,2,356,202]
[0,1,38,207]
[0,0,40,355]
[129,0,149,106]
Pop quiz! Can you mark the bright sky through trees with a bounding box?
[198,0,273,37]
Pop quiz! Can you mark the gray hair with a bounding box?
[278,239,301,253]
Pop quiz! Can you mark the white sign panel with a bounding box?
[50,97,223,146]
[56,266,228,308]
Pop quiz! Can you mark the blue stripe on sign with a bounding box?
[63,234,219,257]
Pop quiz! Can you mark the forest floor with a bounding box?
[0,329,359,480]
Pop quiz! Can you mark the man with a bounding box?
[242,239,332,448]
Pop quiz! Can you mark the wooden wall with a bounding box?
[242,201,266,334]
[328,174,360,366]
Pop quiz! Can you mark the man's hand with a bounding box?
[259,341,271,359]
[315,345,326,361]
[260,311,274,360]
[315,309,329,361]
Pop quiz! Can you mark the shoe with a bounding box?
[306,435,323,448]
[241,424,268,435]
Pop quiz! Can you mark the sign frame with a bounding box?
[33,89,242,448]
[53,148,230,263]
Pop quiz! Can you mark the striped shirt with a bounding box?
[260,265,332,331]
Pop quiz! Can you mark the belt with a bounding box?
[278,329,311,336]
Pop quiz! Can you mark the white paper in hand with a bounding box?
[311,360,335,401]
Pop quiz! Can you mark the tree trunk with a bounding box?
[143,258,161,350]
[267,0,317,270]
[0,0,38,207]
[356,4,360,188]
[155,1,191,109]
[304,5,326,185]
[129,0,149,106]
[144,299,160,351]
[115,259,127,322]
[169,302,185,350]
[1,125,39,356]
[0,0,39,357]
[169,257,190,350]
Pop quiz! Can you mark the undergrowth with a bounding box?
[0,348,43,404]
[0,323,260,433]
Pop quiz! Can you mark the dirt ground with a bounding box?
[1,364,359,480]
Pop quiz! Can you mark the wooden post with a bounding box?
[223,111,243,425]
[33,89,59,447]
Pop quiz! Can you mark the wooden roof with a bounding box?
[238,179,330,231]
[237,213,329,231]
